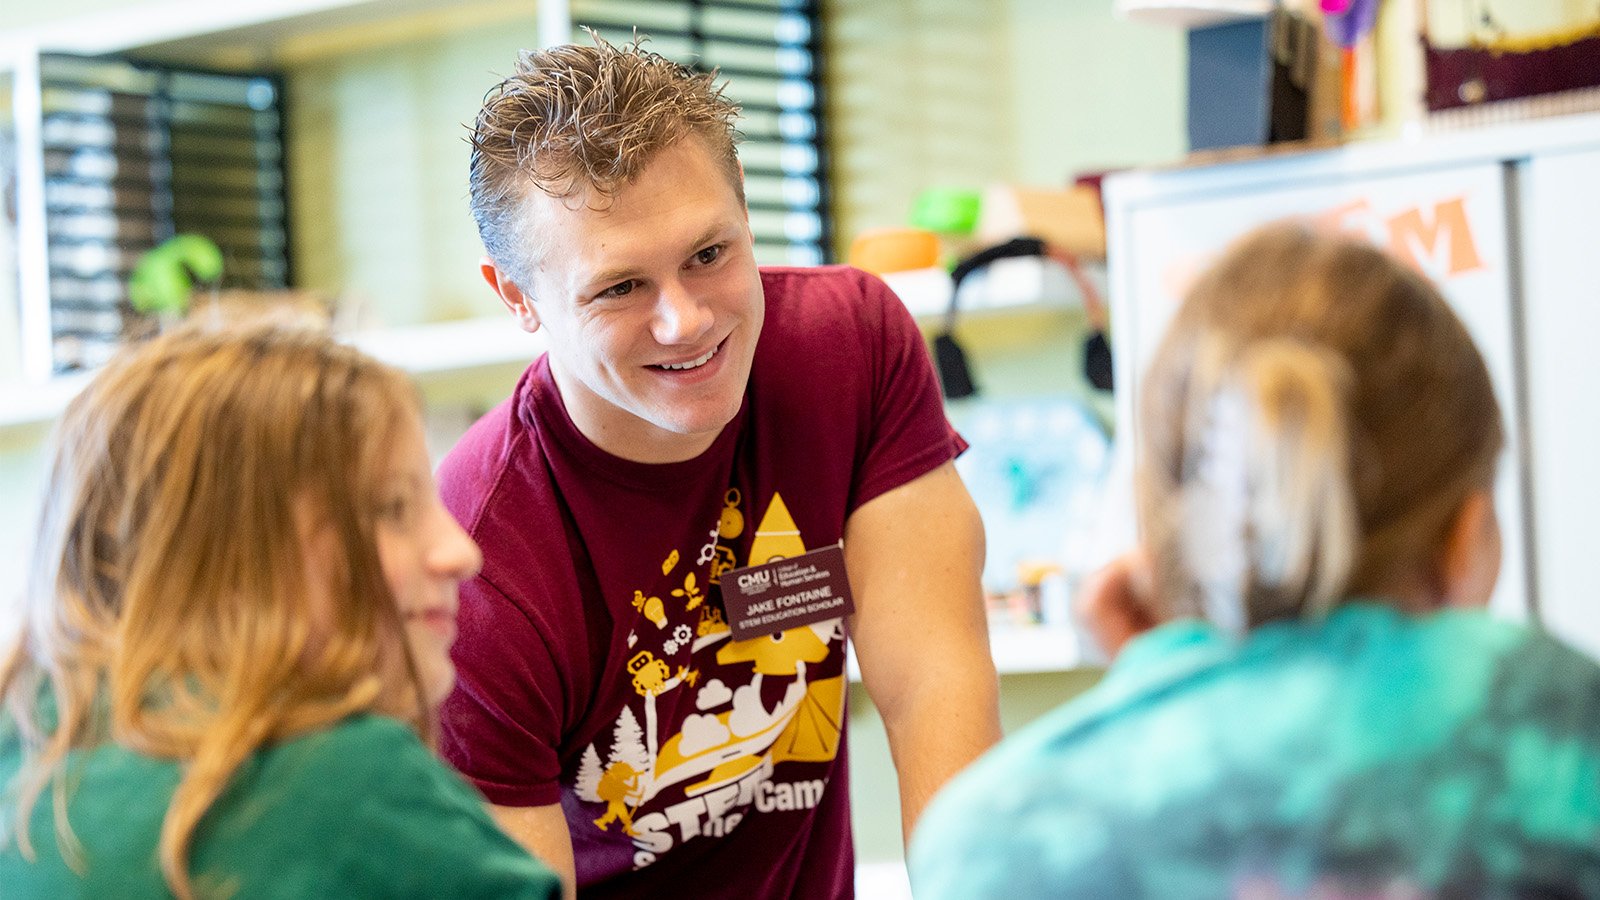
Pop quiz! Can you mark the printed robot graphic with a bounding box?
[572,491,848,869]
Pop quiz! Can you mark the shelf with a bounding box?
[847,623,1091,682]
[0,370,97,432]
[347,315,544,377]
[881,257,1096,323]
[0,0,530,62]
[1114,0,1272,29]
[0,315,543,432]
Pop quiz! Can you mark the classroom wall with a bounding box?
[823,0,1022,250]
[1007,0,1186,184]
[0,427,51,635]
[284,19,537,328]
[823,0,1186,257]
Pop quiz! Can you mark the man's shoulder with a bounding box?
[759,265,890,314]
[439,393,517,476]
[758,263,870,286]
[437,390,546,534]
[764,262,915,318]
[756,264,909,357]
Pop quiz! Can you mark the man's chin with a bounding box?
[651,404,742,441]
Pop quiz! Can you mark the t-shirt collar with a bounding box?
[518,354,748,492]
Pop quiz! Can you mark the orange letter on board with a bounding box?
[1386,196,1485,277]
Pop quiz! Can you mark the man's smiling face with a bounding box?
[486,135,764,464]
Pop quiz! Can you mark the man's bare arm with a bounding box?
[490,803,577,900]
[846,461,1001,842]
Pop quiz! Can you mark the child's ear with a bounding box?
[1075,549,1159,660]
[1437,488,1501,610]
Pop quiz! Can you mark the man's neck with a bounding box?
[549,363,722,464]
[580,418,721,464]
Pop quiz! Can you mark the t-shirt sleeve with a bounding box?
[439,572,568,808]
[332,720,563,899]
[847,268,968,511]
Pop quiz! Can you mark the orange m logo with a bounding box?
[1385,196,1485,277]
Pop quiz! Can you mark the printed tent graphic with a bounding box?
[772,675,846,764]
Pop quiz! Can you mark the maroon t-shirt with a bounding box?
[438,266,963,899]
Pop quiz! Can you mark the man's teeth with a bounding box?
[659,346,717,371]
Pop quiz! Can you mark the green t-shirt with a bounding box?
[910,603,1600,898]
[1,712,561,899]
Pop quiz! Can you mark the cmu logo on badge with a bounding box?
[736,569,774,594]
[722,545,855,641]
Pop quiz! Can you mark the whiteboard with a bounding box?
[1517,147,1600,656]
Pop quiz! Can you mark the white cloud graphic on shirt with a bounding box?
[728,678,806,738]
[696,679,733,710]
[677,713,732,757]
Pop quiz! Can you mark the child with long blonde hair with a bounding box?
[1,314,559,898]
[910,224,1600,897]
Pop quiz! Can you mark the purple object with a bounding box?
[1325,0,1379,47]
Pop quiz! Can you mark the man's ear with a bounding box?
[1436,488,1501,610]
[1075,549,1159,661]
[481,257,540,334]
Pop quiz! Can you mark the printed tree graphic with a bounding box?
[575,744,604,804]
[610,707,653,776]
[586,707,655,834]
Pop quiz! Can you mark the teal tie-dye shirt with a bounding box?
[910,603,1600,898]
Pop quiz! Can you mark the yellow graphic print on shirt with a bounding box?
[592,761,644,835]
[573,491,848,868]
[672,572,706,611]
[631,590,667,629]
[627,651,672,697]
[747,492,806,566]
[708,488,744,585]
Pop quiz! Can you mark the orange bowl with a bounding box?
[847,227,941,275]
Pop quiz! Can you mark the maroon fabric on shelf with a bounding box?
[1424,35,1600,112]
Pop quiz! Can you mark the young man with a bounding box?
[439,38,1000,899]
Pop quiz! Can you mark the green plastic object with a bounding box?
[910,187,982,236]
[129,234,224,315]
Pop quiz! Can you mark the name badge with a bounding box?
[721,544,856,641]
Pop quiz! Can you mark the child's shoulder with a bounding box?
[259,714,431,782]
[1439,609,1600,721]
[1412,606,1600,687]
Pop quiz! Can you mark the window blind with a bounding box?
[569,0,832,267]
[36,54,288,372]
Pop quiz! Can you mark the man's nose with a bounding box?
[651,279,715,346]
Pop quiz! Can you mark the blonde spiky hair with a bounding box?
[468,34,744,285]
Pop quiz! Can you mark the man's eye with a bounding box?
[694,245,721,266]
[599,280,636,299]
